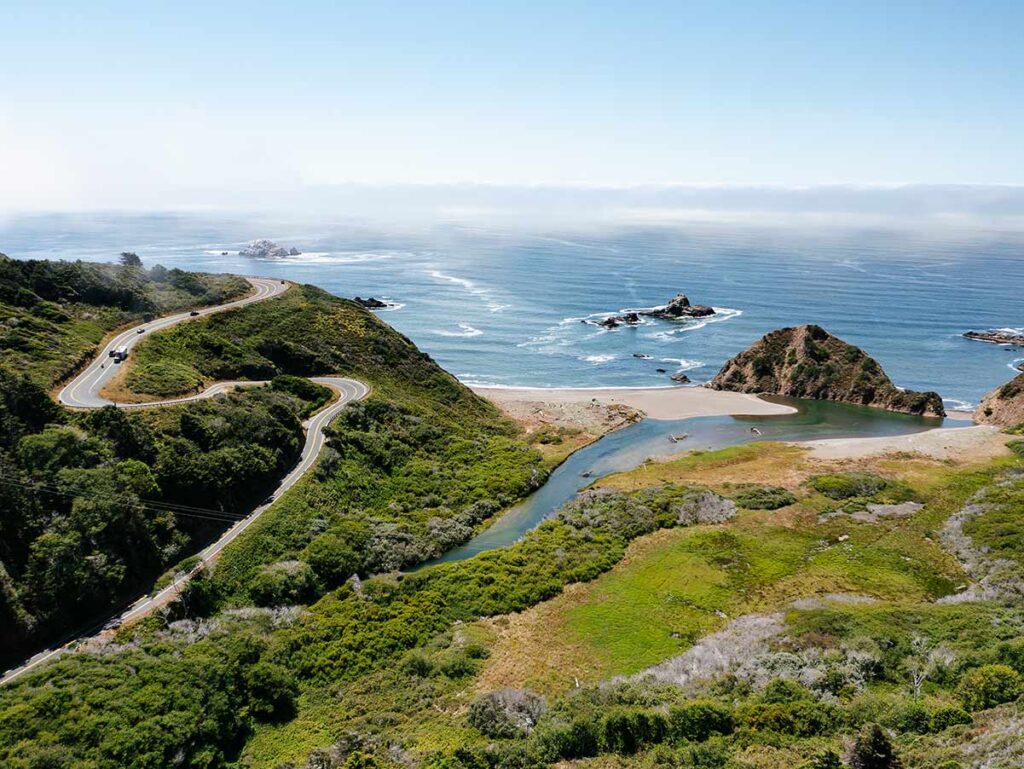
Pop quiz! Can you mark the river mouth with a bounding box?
[416,397,968,568]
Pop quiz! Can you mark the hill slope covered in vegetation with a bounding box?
[0,257,320,662]
[709,324,945,417]
[976,371,1024,429]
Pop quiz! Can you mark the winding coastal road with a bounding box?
[3,278,368,686]
[58,276,288,408]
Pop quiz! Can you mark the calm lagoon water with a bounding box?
[419,398,965,566]
[2,212,1021,409]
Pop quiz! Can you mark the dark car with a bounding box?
[136,328,145,334]
[190,310,200,316]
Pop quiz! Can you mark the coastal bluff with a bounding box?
[975,371,1024,428]
[708,324,946,417]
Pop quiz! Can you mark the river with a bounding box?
[419,398,968,567]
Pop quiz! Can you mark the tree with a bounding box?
[904,634,953,702]
[119,252,142,268]
[849,723,902,769]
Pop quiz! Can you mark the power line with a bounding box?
[0,473,250,525]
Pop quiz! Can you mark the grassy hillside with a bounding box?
[110,283,546,607]
[0,254,248,387]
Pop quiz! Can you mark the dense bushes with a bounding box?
[0,384,322,663]
[957,664,1023,710]
[731,484,797,510]
[668,700,734,742]
[809,472,915,505]
[468,689,547,738]
[0,614,298,768]
[114,284,548,606]
[810,472,890,500]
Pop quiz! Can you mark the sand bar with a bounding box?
[802,424,1009,462]
[472,385,796,421]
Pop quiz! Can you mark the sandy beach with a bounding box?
[473,385,796,423]
[801,423,1010,461]
[475,386,1007,463]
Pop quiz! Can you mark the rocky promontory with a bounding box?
[708,324,945,417]
[239,239,301,258]
[963,329,1024,346]
[975,371,1024,428]
[646,293,715,319]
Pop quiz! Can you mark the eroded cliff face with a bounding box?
[975,372,1024,428]
[708,324,946,417]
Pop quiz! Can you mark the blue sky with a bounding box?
[1,1,1022,209]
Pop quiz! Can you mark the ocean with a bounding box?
[2,212,1022,408]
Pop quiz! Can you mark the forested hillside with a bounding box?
[0,260,548,769]
[0,257,318,662]
[117,283,547,607]
[0,253,248,386]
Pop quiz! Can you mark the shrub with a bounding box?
[600,707,668,754]
[927,706,972,732]
[245,661,299,722]
[957,664,1024,710]
[995,638,1024,675]
[271,374,332,415]
[810,472,888,500]
[806,750,842,769]
[249,560,318,606]
[530,717,600,761]
[400,649,433,677]
[883,702,931,734]
[736,701,837,737]
[301,533,361,586]
[732,485,797,510]
[760,677,813,704]
[667,700,733,742]
[468,689,547,738]
[437,651,478,679]
[848,723,902,769]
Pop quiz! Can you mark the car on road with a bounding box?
[262,495,275,505]
[136,328,145,334]
[190,310,200,316]
[102,618,122,632]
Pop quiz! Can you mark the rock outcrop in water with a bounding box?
[354,296,389,309]
[963,329,1024,346]
[239,239,301,258]
[598,312,641,329]
[645,293,715,319]
[708,324,946,417]
[975,371,1024,428]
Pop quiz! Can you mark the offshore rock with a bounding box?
[709,324,945,417]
